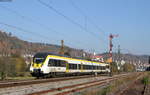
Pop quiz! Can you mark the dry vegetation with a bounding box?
[78,72,145,95]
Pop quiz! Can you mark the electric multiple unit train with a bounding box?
[30,52,110,78]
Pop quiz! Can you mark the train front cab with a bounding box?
[30,57,46,77]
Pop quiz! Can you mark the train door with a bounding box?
[81,62,83,72]
[66,62,69,72]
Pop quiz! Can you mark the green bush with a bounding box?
[0,55,28,80]
[142,76,149,85]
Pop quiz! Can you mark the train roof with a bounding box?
[34,52,68,58]
[34,52,107,64]
[34,52,87,60]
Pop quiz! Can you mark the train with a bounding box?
[30,52,110,78]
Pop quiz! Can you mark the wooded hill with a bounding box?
[0,30,85,57]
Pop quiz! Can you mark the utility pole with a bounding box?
[109,34,118,76]
[59,40,65,55]
[149,56,150,64]
[118,45,121,73]
[148,56,150,71]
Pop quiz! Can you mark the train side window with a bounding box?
[73,64,77,69]
[85,65,87,70]
[97,66,99,70]
[61,61,66,67]
[69,64,72,69]
[56,60,58,66]
[82,65,91,70]
[87,65,89,70]
[94,66,96,70]
[89,65,91,70]
[78,64,81,69]
[86,65,88,69]
[48,59,66,67]
[57,60,61,67]
[93,66,95,70]
[95,66,97,70]
[69,64,77,69]
[48,60,51,66]
[69,64,73,69]
[98,66,100,70]
[48,59,54,66]
[101,66,105,70]
[74,64,77,69]
[99,66,101,70]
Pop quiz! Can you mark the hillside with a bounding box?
[100,53,149,65]
[0,30,85,57]
[0,30,149,65]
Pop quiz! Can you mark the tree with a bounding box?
[111,62,119,74]
[12,55,27,76]
[123,63,135,72]
[0,57,11,80]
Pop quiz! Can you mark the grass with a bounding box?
[6,76,35,80]
[100,86,112,95]
[141,76,149,85]
[0,72,36,80]
[81,72,143,95]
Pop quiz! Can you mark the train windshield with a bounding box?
[34,58,45,64]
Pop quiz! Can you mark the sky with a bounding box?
[0,0,150,55]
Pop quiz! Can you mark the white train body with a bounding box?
[30,53,110,77]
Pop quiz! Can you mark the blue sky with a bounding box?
[0,0,150,55]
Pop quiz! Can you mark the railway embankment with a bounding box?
[75,72,149,95]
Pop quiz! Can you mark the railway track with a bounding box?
[143,84,148,95]
[28,77,114,95]
[28,73,134,95]
[0,73,138,95]
[116,72,147,95]
[143,82,150,95]
[0,75,99,88]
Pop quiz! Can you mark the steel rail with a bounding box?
[28,73,134,95]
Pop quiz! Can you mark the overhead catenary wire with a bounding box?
[37,0,108,53]
[37,0,101,40]
[68,0,108,42]
[67,0,108,52]
[0,22,58,42]
[0,5,91,49]
[0,5,65,37]
[0,22,83,49]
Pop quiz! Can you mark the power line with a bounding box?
[37,0,109,53]
[37,0,101,40]
[0,5,64,36]
[0,22,57,42]
[0,5,90,49]
[68,0,108,52]
[68,0,108,42]
[0,2,107,53]
[0,21,90,50]
[0,22,86,49]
